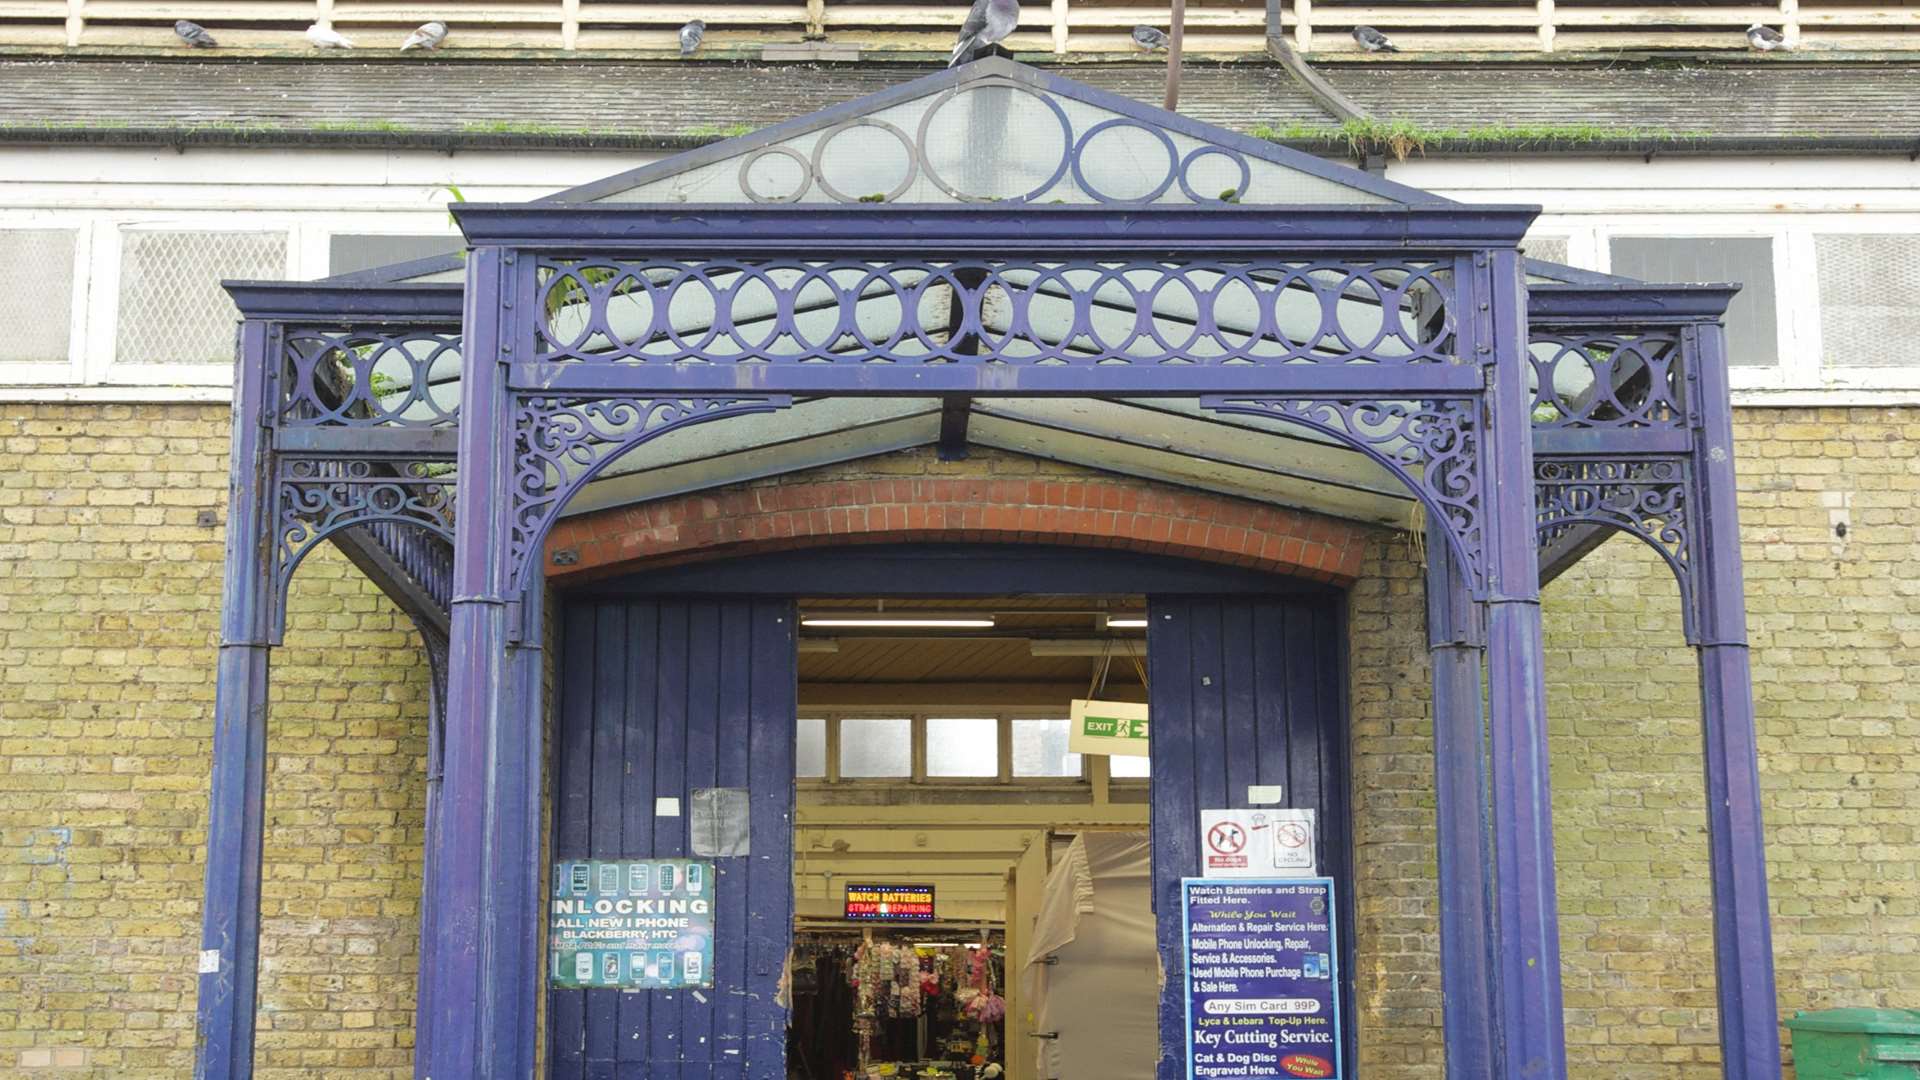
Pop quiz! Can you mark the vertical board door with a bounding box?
[1147,595,1356,1080]
[550,598,797,1080]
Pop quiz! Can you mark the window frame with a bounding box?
[89,214,305,386]
[798,707,1150,787]
[1794,217,1920,390]
[1586,217,1801,392]
[0,210,93,385]
[1533,213,1920,395]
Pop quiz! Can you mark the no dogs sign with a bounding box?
[1200,808,1317,879]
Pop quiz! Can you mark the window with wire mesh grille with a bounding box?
[0,229,77,364]
[1611,236,1778,368]
[1815,234,1920,369]
[1523,234,1571,267]
[114,230,286,365]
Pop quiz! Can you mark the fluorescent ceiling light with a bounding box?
[1103,614,1149,629]
[800,614,995,629]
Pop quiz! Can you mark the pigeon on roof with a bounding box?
[680,19,706,56]
[1746,24,1787,50]
[1132,25,1168,52]
[305,23,355,48]
[1351,25,1397,52]
[401,21,447,50]
[948,0,1018,67]
[174,20,217,47]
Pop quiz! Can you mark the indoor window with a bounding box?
[1609,236,1778,368]
[1815,234,1920,369]
[926,717,999,778]
[1011,718,1081,778]
[797,717,828,778]
[838,717,911,777]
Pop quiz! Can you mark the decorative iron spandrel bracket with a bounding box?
[261,320,463,645]
[506,394,794,592]
[1200,395,1487,596]
[1528,301,1723,646]
[1534,455,1696,641]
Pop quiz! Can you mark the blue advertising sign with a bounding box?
[549,859,715,990]
[1182,877,1342,1080]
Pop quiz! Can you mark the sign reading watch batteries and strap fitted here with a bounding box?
[549,859,714,990]
[1183,877,1342,1080]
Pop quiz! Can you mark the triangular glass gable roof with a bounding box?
[558,58,1432,208]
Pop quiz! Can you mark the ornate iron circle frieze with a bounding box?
[1177,146,1253,205]
[738,146,814,204]
[914,78,1074,204]
[810,118,920,205]
[1070,119,1180,205]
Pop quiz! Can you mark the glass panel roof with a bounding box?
[569,59,1428,208]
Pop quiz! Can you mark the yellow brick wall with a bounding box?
[0,404,432,1077]
[1,402,1915,1077]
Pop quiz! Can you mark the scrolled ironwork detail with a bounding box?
[532,257,1455,369]
[509,395,791,588]
[1534,455,1695,632]
[1199,396,1486,593]
[274,457,457,613]
[1529,332,1687,430]
[280,329,463,428]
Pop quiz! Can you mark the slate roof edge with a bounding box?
[2,124,1914,157]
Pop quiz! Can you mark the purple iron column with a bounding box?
[195,320,276,1080]
[1688,322,1783,1080]
[1425,519,1499,1080]
[419,245,544,1077]
[1481,248,1569,1079]
[411,633,448,1070]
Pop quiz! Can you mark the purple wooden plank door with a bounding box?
[551,598,797,1080]
[1148,595,1356,1080]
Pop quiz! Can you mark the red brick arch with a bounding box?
[545,476,1370,586]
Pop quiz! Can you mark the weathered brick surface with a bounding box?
[0,404,431,1077]
[1345,406,1920,1078]
[545,461,1369,584]
[1,403,1914,1078]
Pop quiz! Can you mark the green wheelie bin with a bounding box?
[1786,1008,1920,1078]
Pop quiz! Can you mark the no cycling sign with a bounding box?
[1200,808,1318,879]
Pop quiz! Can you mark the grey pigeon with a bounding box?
[679,19,705,55]
[1131,25,1168,51]
[1746,23,1787,50]
[1351,25,1397,52]
[948,0,1018,67]
[401,21,447,50]
[174,19,217,47]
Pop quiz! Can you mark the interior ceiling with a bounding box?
[798,596,1149,685]
[564,395,1416,536]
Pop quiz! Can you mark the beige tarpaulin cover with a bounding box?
[1022,831,1157,1079]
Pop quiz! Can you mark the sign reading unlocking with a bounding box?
[549,859,715,990]
[1183,877,1342,1080]
[844,882,936,921]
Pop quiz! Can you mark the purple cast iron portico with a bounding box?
[196,57,1780,1080]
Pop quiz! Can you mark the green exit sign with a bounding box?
[1069,699,1150,758]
